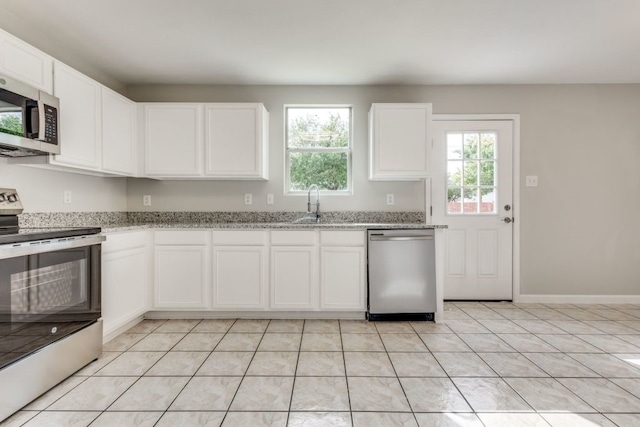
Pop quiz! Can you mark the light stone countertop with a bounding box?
[101,222,447,233]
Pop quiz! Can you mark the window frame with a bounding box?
[284,104,353,195]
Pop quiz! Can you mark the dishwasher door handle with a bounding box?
[369,235,434,241]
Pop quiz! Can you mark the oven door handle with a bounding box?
[0,234,105,259]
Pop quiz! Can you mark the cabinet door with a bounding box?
[51,61,102,169]
[320,247,366,310]
[102,247,148,337]
[212,246,267,310]
[0,29,53,93]
[369,103,432,180]
[144,103,203,177]
[102,86,136,175]
[204,104,268,179]
[270,246,318,310]
[154,245,209,309]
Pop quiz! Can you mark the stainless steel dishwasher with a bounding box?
[367,229,436,321]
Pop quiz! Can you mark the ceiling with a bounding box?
[1,0,639,86]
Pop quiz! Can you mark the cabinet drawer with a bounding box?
[154,230,209,245]
[320,231,365,246]
[102,231,150,253]
[212,230,267,246]
[270,230,317,246]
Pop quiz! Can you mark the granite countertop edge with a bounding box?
[101,222,448,233]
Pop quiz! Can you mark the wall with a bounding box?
[0,161,127,212]
[127,83,640,297]
[126,85,427,212]
[0,17,126,94]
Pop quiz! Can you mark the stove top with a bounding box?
[0,226,102,245]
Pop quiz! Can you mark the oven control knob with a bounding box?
[7,194,18,203]
[0,193,5,202]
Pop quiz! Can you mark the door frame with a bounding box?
[432,114,521,301]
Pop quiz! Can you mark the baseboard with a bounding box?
[144,311,367,320]
[516,294,640,304]
[103,315,145,343]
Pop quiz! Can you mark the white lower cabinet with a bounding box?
[102,231,150,338]
[140,228,366,315]
[270,246,319,310]
[153,231,210,310]
[320,247,366,310]
[212,231,268,310]
[270,231,319,310]
[319,231,367,311]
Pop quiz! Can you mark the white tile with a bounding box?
[289,412,352,427]
[290,377,350,411]
[156,411,226,427]
[452,378,533,412]
[353,412,416,427]
[109,376,189,411]
[504,377,595,412]
[21,411,99,427]
[433,352,497,377]
[388,352,447,377]
[170,376,242,410]
[48,376,136,410]
[558,378,640,412]
[223,411,288,427]
[348,377,411,411]
[414,413,483,427]
[90,411,162,427]
[400,377,472,412]
[344,351,395,376]
[230,376,294,411]
[222,412,287,427]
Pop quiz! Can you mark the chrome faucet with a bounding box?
[307,184,321,222]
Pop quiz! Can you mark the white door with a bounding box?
[432,119,514,300]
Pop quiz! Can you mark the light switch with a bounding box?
[267,194,274,205]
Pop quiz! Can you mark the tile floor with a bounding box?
[3,302,640,426]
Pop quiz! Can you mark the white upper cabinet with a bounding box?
[204,103,269,179]
[142,103,204,177]
[369,103,433,180]
[50,61,102,170]
[0,29,53,93]
[142,102,269,179]
[101,86,137,175]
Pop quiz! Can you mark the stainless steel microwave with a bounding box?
[0,73,60,157]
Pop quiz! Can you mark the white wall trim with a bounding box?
[517,294,640,304]
[432,113,521,302]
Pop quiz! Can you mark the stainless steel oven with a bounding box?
[0,188,104,421]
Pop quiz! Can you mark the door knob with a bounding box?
[502,217,513,224]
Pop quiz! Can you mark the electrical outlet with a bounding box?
[525,176,538,187]
[143,195,151,206]
[63,190,72,204]
[244,193,253,205]
[266,194,274,205]
[386,193,394,205]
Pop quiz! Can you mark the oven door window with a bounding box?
[1,246,99,324]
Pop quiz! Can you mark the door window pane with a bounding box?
[446,131,498,215]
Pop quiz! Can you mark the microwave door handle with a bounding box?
[36,100,46,141]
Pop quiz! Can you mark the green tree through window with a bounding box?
[0,113,23,136]
[286,107,351,192]
[447,132,496,214]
